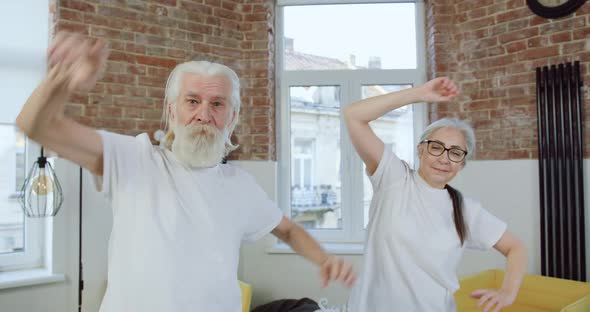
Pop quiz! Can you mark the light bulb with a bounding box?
[32,174,53,196]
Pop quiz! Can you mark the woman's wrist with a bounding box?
[409,84,427,103]
[499,283,519,299]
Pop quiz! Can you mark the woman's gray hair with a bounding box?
[419,117,476,159]
[160,60,241,155]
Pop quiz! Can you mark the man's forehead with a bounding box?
[181,72,229,84]
[180,73,231,95]
[183,91,227,99]
[180,76,231,99]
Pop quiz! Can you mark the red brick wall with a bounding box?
[53,1,588,161]
[426,0,589,159]
[53,0,275,160]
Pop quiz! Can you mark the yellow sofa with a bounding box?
[240,280,253,312]
[455,270,590,312]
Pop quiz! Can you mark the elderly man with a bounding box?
[16,32,355,312]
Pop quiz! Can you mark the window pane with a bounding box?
[293,158,301,187]
[284,3,417,70]
[303,159,311,187]
[290,86,341,230]
[362,85,413,228]
[0,125,25,254]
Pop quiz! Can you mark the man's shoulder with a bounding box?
[99,130,153,145]
[99,130,163,167]
[218,164,267,190]
[219,163,251,179]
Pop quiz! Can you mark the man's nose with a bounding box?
[194,103,212,124]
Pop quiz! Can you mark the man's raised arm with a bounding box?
[16,32,109,176]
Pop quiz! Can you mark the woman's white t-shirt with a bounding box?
[94,131,283,312]
[347,147,507,312]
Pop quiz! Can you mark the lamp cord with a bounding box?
[78,167,83,312]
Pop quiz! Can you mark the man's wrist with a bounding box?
[318,254,330,266]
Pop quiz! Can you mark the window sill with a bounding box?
[267,242,364,255]
[0,268,65,290]
[8,192,23,200]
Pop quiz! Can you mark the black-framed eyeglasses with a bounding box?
[420,139,468,163]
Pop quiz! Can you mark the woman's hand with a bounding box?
[418,77,459,103]
[471,288,517,312]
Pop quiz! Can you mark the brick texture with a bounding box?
[426,0,589,159]
[52,0,275,161]
[53,0,589,161]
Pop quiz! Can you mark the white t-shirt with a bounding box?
[347,147,507,312]
[94,131,283,312]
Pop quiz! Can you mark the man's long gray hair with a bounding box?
[160,60,241,156]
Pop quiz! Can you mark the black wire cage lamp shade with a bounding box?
[19,147,64,217]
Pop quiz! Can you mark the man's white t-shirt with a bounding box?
[347,147,507,312]
[94,131,283,312]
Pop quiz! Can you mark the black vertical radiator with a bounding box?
[536,61,586,281]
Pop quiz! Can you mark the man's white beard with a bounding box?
[171,123,226,168]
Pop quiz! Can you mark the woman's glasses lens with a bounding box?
[426,141,466,162]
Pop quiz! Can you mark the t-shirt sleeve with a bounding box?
[239,172,284,242]
[368,144,410,191]
[92,130,150,200]
[464,199,507,250]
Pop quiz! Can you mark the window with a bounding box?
[0,127,26,253]
[0,1,49,271]
[277,1,426,243]
[290,86,341,230]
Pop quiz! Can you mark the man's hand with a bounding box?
[271,218,357,288]
[15,32,107,176]
[48,32,109,92]
[319,255,356,288]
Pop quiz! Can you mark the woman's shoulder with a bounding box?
[462,196,482,208]
[461,195,485,221]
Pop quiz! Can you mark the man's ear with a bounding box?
[168,103,175,123]
[229,109,237,127]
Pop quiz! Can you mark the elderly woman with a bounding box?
[343,77,527,312]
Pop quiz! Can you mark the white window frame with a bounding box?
[276,0,427,244]
[0,1,49,272]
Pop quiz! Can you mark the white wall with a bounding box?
[237,159,590,308]
[453,159,590,279]
[0,1,49,124]
[452,160,541,276]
